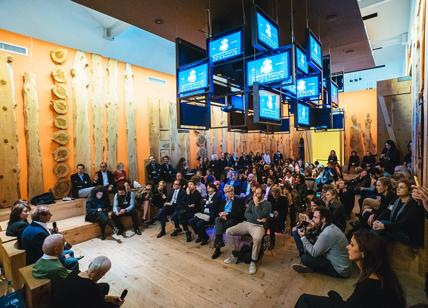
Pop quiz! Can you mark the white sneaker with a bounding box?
[224,254,238,264]
[249,262,257,274]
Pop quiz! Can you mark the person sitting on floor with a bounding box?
[211,185,245,260]
[295,229,405,308]
[291,207,351,278]
[70,163,95,198]
[6,200,31,248]
[189,183,223,245]
[171,179,202,242]
[154,180,186,238]
[94,161,115,193]
[85,186,119,240]
[224,186,272,274]
[111,184,141,236]
[21,205,80,270]
[32,234,70,285]
[372,179,425,246]
[52,256,124,308]
[324,188,347,231]
[267,185,288,249]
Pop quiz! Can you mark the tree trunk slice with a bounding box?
[53,162,70,178]
[106,59,118,170]
[50,179,71,199]
[90,54,105,170]
[52,130,70,145]
[53,115,68,129]
[71,51,91,174]
[51,66,66,83]
[51,99,68,114]
[52,83,67,99]
[50,49,67,64]
[52,146,69,162]
[124,64,138,181]
[0,55,20,207]
[23,72,44,198]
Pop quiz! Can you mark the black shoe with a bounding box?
[200,237,209,246]
[157,230,166,238]
[195,236,201,243]
[144,219,155,226]
[215,239,225,249]
[100,234,106,240]
[211,248,221,259]
[135,228,142,235]
[186,231,192,242]
[171,228,182,237]
[117,229,125,236]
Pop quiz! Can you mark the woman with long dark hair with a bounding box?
[295,229,406,308]
[380,140,400,174]
[7,200,31,248]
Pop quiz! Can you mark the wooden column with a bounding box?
[124,64,138,181]
[106,59,119,170]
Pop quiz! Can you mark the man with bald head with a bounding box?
[32,234,70,284]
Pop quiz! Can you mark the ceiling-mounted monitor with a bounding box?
[253,7,279,51]
[253,85,281,125]
[283,82,297,97]
[208,29,243,63]
[296,102,310,127]
[178,102,210,129]
[297,75,321,101]
[331,81,338,106]
[177,60,210,98]
[246,49,293,87]
[307,30,322,70]
[176,38,206,67]
[332,110,345,130]
[295,45,308,75]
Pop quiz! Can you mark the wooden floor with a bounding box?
[73,223,427,308]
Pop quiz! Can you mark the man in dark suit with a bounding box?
[146,156,161,184]
[160,156,175,183]
[211,185,245,259]
[70,163,95,198]
[154,180,186,238]
[21,205,80,270]
[94,161,115,192]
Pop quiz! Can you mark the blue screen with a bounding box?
[259,90,280,120]
[283,83,297,95]
[247,52,290,86]
[209,31,242,63]
[257,12,279,49]
[178,63,209,95]
[231,95,245,110]
[296,47,308,73]
[309,34,322,67]
[297,76,320,99]
[331,83,338,105]
[332,113,344,129]
[297,103,310,126]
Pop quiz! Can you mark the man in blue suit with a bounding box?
[21,205,80,270]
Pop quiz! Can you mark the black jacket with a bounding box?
[222,196,245,222]
[70,173,94,198]
[146,163,161,181]
[160,163,175,182]
[94,170,114,187]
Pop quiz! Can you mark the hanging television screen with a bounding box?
[283,83,297,96]
[258,90,281,121]
[296,46,308,74]
[177,61,209,97]
[246,51,291,87]
[297,102,310,126]
[308,31,322,69]
[231,95,245,111]
[331,82,338,105]
[178,103,210,128]
[209,30,243,63]
[332,111,344,129]
[297,75,320,100]
[255,11,279,50]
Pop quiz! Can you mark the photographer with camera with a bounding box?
[291,207,351,278]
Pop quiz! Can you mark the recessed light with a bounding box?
[154,18,163,25]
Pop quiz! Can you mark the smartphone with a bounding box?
[120,289,128,300]
[414,176,420,187]
[52,222,57,233]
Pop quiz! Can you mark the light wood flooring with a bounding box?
[73,223,427,308]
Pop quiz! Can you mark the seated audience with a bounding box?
[336,179,355,217]
[175,172,188,189]
[85,186,118,240]
[22,205,80,270]
[70,163,95,198]
[160,155,175,183]
[135,183,154,222]
[94,161,115,192]
[193,175,207,198]
[380,140,400,175]
[224,187,271,274]
[146,156,162,184]
[171,179,202,242]
[113,162,129,188]
[189,183,222,245]
[150,180,168,210]
[292,207,351,278]
[267,186,288,249]
[32,234,70,285]
[412,184,428,214]
[372,180,424,246]
[362,151,376,169]
[111,184,141,236]
[324,188,346,231]
[6,200,31,248]
[295,229,405,308]
[212,185,245,259]
[52,256,124,308]
[347,151,360,173]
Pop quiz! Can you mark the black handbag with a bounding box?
[30,192,55,205]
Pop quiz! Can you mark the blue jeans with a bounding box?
[292,228,305,256]
[60,249,79,271]
[300,254,342,278]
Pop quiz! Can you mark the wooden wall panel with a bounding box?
[0,55,20,207]
[124,64,138,181]
[148,97,160,160]
[71,51,91,173]
[169,101,180,165]
[90,54,105,170]
[23,73,44,198]
[106,59,119,170]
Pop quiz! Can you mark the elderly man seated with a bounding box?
[32,234,70,285]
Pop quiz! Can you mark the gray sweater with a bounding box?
[301,224,351,277]
[245,200,272,225]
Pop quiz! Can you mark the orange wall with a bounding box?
[0,29,176,200]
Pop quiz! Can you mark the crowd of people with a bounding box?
[4,139,428,307]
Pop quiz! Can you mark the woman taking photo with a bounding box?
[295,229,406,308]
[6,200,31,248]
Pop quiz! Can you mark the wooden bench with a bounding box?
[19,264,51,308]
[389,242,423,276]
[0,231,16,243]
[0,240,26,289]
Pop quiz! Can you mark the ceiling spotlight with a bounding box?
[154,18,164,25]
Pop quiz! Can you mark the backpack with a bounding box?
[30,192,55,205]
[233,243,253,264]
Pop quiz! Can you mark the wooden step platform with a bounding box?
[0,240,26,289]
[19,264,51,308]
